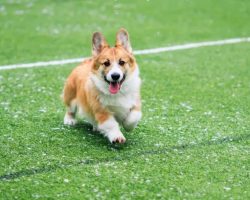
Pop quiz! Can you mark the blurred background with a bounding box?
[0,0,249,64]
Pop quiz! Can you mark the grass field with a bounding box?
[0,0,250,199]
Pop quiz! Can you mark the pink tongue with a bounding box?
[109,82,120,94]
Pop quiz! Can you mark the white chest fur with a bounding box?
[90,67,141,123]
[99,91,137,123]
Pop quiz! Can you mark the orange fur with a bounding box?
[64,59,111,123]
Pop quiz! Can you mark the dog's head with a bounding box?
[91,28,138,95]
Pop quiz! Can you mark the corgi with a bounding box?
[63,28,142,143]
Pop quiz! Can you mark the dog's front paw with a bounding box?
[97,116,126,144]
[64,114,77,126]
[108,132,126,144]
[112,135,126,144]
[123,110,142,132]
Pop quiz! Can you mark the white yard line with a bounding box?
[0,37,250,71]
[133,37,250,55]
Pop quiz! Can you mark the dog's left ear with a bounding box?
[115,28,132,53]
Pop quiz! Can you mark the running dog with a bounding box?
[63,28,141,143]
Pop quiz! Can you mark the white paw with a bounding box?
[64,114,77,126]
[107,132,126,144]
[123,111,142,131]
[97,116,126,144]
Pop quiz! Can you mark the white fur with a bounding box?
[91,66,140,100]
[98,116,126,143]
[106,62,123,82]
[123,110,142,131]
[91,66,140,124]
[64,113,77,126]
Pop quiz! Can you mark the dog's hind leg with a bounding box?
[63,79,78,126]
[64,99,78,126]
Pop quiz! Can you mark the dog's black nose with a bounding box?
[111,73,120,81]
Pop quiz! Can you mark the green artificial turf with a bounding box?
[0,0,249,199]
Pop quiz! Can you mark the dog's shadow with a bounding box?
[68,121,130,151]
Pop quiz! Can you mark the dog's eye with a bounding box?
[103,60,110,67]
[119,60,125,66]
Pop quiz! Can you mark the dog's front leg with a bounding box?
[96,113,126,144]
[123,96,142,132]
[123,108,142,132]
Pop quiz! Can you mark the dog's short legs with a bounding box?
[64,111,77,126]
[97,115,126,144]
[64,100,77,126]
[123,109,142,132]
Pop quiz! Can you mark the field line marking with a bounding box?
[0,134,248,181]
[133,37,250,55]
[0,37,250,71]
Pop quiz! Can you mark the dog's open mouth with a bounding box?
[104,75,126,94]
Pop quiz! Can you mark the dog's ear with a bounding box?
[115,28,132,53]
[92,32,108,56]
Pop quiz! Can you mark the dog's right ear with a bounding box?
[92,32,108,57]
[115,28,132,53]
